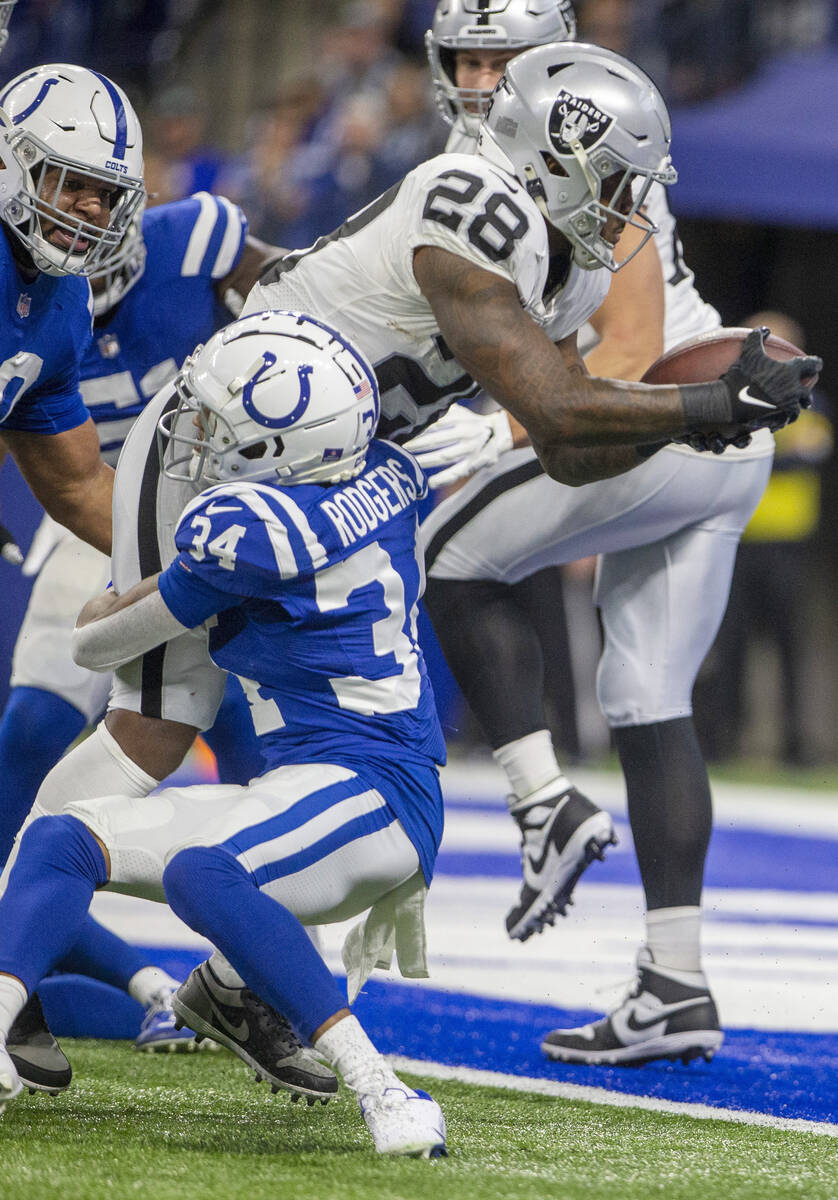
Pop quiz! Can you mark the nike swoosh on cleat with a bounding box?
[521,805,570,878]
[206,1004,249,1041]
[737,385,774,410]
[624,997,707,1033]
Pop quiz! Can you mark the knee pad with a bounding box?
[35,720,159,816]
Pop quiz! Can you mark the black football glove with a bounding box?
[673,429,755,454]
[721,327,821,428]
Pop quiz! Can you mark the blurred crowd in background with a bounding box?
[1,0,837,766]
[5,0,838,248]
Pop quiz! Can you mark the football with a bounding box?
[641,326,818,387]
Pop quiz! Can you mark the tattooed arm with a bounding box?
[533,338,668,484]
[412,246,690,482]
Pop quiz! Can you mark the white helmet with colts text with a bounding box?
[159,310,381,488]
[0,63,145,276]
[427,0,576,131]
[478,42,677,271]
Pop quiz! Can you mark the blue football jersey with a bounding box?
[81,193,247,463]
[158,440,445,878]
[0,228,92,433]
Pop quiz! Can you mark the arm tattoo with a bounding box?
[414,248,692,466]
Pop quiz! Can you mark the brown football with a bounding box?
[641,327,818,387]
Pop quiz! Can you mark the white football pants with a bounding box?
[420,442,773,727]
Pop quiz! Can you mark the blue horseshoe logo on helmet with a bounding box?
[2,74,61,124]
[240,352,314,429]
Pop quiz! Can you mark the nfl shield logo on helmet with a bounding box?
[16,292,30,318]
[549,90,614,157]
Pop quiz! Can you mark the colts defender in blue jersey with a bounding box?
[0,311,448,1158]
[0,191,280,1070]
[2,192,266,857]
[0,63,145,555]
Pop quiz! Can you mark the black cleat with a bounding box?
[541,949,724,1066]
[505,787,616,942]
[7,992,72,1095]
[172,961,338,1102]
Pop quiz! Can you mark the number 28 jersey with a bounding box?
[244,153,609,442]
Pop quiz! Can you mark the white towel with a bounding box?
[341,871,429,1003]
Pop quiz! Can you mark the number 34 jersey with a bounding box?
[244,153,609,443]
[158,439,445,771]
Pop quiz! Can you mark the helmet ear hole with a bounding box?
[240,436,284,462]
[541,151,569,179]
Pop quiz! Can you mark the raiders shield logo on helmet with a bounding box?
[548,90,614,157]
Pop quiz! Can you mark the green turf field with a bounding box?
[1,1041,835,1200]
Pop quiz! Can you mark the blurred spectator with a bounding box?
[316,0,405,104]
[234,7,442,246]
[221,77,326,246]
[575,0,836,105]
[694,312,834,765]
[368,59,447,194]
[143,83,231,205]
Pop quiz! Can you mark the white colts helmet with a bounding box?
[426,0,576,133]
[479,42,677,271]
[0,63,145,276]
[159,310,381,489]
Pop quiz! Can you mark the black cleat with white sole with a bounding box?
[541,950,724,1066]
[172,960,338,1103]
[7,992,72,1095]
[505,787,616,942]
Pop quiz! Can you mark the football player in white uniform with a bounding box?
[409,0,779,1066]
[7,39,814,1098]
[242,37,813,1073]
[24,40,808,870]
[0,311,447,1158]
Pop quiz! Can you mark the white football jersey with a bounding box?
[643,184,771,459]
[643,183,721,351]
[244,152,609,442]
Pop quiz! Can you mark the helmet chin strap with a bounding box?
[567,137,601,199]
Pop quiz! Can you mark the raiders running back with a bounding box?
[244,152,609,443]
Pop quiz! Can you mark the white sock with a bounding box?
[128,966,181,1009]
[646,906,703,975]
[493,730,570,809]
[314,1015,401,1096]
[207,950,246,989]
[0,975,28,1042]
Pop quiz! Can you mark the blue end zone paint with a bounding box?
[438,816,838,894]
[40,952,838,1126]
[351,981,838,1125]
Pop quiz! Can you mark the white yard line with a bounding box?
[389,1055,838,1138]
[440,759,838,837]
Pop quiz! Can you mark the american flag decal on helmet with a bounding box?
[354,378,373,401]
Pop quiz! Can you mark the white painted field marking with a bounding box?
[390,1055,838,1138]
